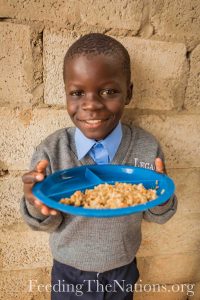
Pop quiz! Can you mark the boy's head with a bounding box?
[63,33,133,140]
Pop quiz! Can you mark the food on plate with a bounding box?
[60,182,157,209]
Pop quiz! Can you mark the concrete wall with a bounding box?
[0,1,200,299]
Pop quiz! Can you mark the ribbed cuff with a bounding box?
[148,195,175,215]
[158,199,170,206]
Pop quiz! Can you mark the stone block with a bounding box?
[167,168,200,214]
[138,213,200,257]
[0,22,33,105]
[137,253,200,284]
[0,107,73,170]
[0,0,78,24]
[44,31,188,110]
[0,173,25,227]
[149,0,200,50]
[0,0,142,32]
[122,113,200,168]
[185,45,200,111]
[43,30,81,105]
[75,0,143,31]
[0,267,51,300]
[0,229,51,270]
[121,37,188,110]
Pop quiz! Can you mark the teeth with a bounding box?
[85,120,102,124]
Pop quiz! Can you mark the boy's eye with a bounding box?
[100,89,119,96]
[70,90,84,97]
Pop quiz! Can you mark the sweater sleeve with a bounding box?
[20,144,64,232]
[143,143,178,224]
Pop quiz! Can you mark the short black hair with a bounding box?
[63,33,131,83]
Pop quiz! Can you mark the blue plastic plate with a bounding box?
[32,165,175,218]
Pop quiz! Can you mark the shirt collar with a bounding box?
[75,122,122,161]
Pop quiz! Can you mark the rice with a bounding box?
[60,182,157,209]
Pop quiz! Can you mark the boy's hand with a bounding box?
[155,158,171,206]
[22,160,58,216]
[155,157,166,174]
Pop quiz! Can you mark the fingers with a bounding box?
[22,171,44,184]
[155,157,165,174]
[24,193,58,216]
[22,159,57,215]
[22,159,49,184]
[35,159,49,173]
[34,199,58,216]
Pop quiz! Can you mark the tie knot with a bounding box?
[93,142,104,149]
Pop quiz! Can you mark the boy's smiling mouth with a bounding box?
[78,118,111,129]
[85,120,103,124]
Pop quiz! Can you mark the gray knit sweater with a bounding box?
[20,124,177,272]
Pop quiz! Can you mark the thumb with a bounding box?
[155,157,165,173]
[35,160,49,173]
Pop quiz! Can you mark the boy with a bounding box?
[21,33,177,299]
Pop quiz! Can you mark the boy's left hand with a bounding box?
[155,158,172,206]
[155,157,166,174]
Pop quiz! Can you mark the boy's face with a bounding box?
[64,54,132,140]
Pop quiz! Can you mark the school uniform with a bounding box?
[20,122,177,299]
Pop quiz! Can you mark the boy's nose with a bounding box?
[82,93,104,110]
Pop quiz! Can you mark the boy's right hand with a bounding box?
[22,160,58,216]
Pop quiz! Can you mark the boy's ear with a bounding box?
[125,82,133,105]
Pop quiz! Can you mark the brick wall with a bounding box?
[0,1,200,299]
